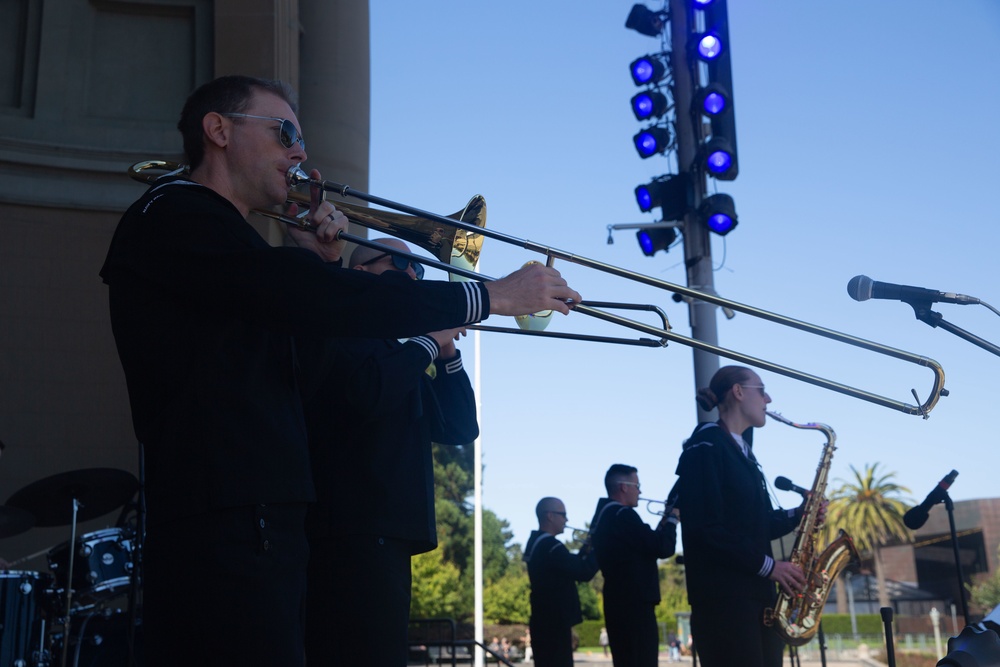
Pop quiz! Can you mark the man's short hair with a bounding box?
[178,75,298,170]
[604,463,637,495]
[535,497,561,522]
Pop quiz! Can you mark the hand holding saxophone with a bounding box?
[769,560,806,597]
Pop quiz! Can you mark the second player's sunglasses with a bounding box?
[361,252,425,280]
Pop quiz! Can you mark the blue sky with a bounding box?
[368,1,1000,549]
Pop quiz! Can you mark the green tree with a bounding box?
[970,546,1000,612]
[823,463,912,609]
[656,556,689,627]
[410,548,465,619]
[484,565,531,624]
[578,580,602,620]
[411,443,529,622]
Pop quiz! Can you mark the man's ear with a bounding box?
[202,112,231,149]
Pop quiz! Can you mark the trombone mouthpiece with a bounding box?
[286,165,309,187]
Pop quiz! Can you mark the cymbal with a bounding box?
[6,468,138,527]
[0,505,35,539]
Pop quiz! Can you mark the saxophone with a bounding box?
[762,411,860,647]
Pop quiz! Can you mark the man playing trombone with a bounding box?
[589,464,678,667]
[100,74,581,667]
[524,497,599,667]
[300,238,480,666]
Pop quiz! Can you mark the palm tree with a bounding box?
[822,463,912,610]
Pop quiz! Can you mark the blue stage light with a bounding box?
[638,230,656,255]
[636,227,678,256]
[699,137,735,177]
[634,174,692,216]
[693,0,715,7]
[699,194,738,235]
[696,83,730,117]
[702,91,726,115]
[633,127,672,159]
[696,33,724,60]
[706,149,731,174]
[631,91,669,121]
[707,212,735,234]
[635,185,654,212]
[630,55,668,86]
[625,4,667,37]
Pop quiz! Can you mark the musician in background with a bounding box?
[674,365,805,667]
[302,238,480,666]
[524,497,599,667]
[589,464,677,667]
[100,74,581,667]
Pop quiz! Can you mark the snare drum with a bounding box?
[47,528,134,607]
[0,570,53,667]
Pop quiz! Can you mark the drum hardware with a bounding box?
[5,469,139,528]
[0,570,55,667]
[5,469,139,667]
[47,528,135,609]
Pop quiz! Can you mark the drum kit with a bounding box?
[0,468,141,667]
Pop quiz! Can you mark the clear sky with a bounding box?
[367,1,1000,551]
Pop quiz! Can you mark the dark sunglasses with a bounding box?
[220,113,306,151]
[362,252,425,280]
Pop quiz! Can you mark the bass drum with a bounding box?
[52,609,143,667]
[0,570,54,667]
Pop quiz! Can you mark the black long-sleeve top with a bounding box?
[99,180,489,523]
[674,421,801,605]
[301,335,479,553]
[589,499,677,606]
[524,531,599,628]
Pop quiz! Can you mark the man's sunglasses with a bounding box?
[362,252,425,280]
[220,113,306,151]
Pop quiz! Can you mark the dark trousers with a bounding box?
[604,600,659,667]
[690,597,785,667]
[142,503,309,667]
[529,620,574,667]
[305,533,412,666]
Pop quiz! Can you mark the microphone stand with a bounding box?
[943,492,972,623]
[909,301,1000,358]
[881,607,897,667]
[817,621,828,667]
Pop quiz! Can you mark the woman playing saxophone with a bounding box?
[673,366,809,667]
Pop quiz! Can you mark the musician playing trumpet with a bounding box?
[674,366,806,667]
[524,497,599,667]
[589,464,678,667]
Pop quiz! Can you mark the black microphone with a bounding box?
[775,476,809,498]
[847,275,979,305]
[903,470,959,530]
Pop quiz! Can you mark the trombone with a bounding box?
[127,161,947,417]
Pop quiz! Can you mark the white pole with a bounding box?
[930,606,943,660]
[474,326,484,665]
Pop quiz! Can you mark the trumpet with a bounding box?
[640,498,674,516]
[127,160,948,417]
